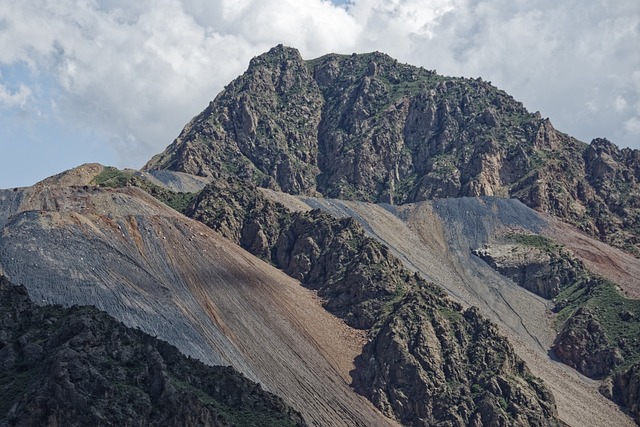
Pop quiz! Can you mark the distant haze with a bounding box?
[0,0,638,188]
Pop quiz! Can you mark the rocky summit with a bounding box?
[2,45,640,427]
[146,45,640,256]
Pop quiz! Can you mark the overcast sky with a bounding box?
[1,0,638,188]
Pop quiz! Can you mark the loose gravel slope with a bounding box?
[262,190,636,427]
[0,184,394,427]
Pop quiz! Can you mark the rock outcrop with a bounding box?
[0,276,306,426]
[609,363,640,425]
[146,45,640,255]
[352,299,557,427]
[552,307,623,378]
[472,236,582,299]
[186,178,561,426]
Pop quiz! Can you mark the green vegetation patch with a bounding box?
[555,278,640,371]
[92,167,196,214]
[504,233,560,252]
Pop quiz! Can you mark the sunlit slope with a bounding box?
[0,184,394,427]
[263,190,637,427]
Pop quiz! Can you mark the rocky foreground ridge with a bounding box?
[146,45,640,256]
[0,276,305,427]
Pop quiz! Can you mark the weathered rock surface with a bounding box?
[146,45,324,195]
[0,276,306,427]
[552,307,624,379]
[146,45,640,255]
[609,363,640,425]
[472,237,581,299]
[352,298,557,427]
[187,178,561,426]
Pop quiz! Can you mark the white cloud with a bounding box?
[0,0,639,179]
[626,117,640,134]
[0,83,31,108]
[615,96,628,112]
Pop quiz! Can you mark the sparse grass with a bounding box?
[555,276,640,372]
[93,167,130,187]
[505,233,559,252]
[91,167,196,214]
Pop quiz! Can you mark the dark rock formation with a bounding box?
[353,299,557,427]
[146,44,324,195]
[552,307,623,378]
[146,45,640,255]
[186,178,561,426]
[472,236,582,299]
[0,276,306,427]
[609,363,640,425]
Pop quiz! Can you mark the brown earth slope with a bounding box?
[0,183,393,427]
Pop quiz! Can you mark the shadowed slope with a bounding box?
[0,276,306,427]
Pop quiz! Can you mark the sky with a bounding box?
[0,0,639,188]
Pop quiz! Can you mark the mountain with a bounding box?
[145,45,640,256]
[143,45,640,425]
[2,45,640,426]
[0,276,305,427]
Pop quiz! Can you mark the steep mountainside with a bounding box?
[186,177,559,426]
[0,276,305,427]
[260,190,638,426]
[145,45,640,255]
[0,180,395,427]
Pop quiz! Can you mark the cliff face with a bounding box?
[472,236,582,299]
[145,46,324,195]
[145,45,640,255]
[611,365,640,425]
[0,276,305,427]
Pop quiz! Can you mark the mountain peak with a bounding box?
[145,46,640,255]
[248,44,304,69]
